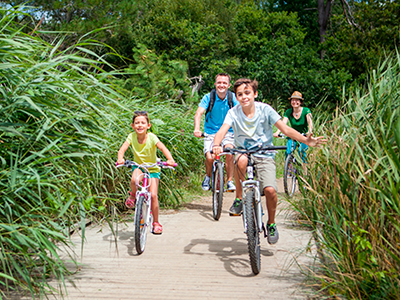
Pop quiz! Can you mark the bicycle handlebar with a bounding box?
[276,133,306,138]
[116,160,177,169]
[224,145,286,155]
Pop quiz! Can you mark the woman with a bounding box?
[273,91,313,162]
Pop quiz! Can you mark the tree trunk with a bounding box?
[317,0,333,59]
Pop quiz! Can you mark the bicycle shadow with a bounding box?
[182,202,216,222]
[102,229,144,256]
[184,238,273,277]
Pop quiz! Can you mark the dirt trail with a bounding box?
[9,179,315,300]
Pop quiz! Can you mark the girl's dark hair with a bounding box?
[132,111,150,123]
[233,78,258,94]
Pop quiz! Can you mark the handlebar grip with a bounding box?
[162,162,177,167]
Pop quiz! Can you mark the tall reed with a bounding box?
[294,54,400,299]
[0,8,125,298]
[0,8,204,298]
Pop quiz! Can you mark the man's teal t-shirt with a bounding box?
[199,91,238,135]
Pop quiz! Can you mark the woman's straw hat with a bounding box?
[289,91,303,100]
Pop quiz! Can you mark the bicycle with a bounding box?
[225,144,286,275]
[116,160,176,255]
[277,134,306,197]
[200,133,233,221]
[210,149,232,221]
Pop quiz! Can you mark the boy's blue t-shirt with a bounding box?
[223,102,281,158]
[199,91,238,134]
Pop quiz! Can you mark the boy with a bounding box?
[212,78,325,244]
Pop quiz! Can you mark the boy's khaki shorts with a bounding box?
[252,156,277,193]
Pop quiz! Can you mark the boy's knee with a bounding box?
[264,186,276,197]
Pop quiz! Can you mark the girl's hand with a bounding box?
[166,159,176,167]
[117,158,125,165]
[273,132,279,138]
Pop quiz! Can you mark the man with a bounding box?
[193,73,238,192]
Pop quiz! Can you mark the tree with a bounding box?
[326,0,400,82]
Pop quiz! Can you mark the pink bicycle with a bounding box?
[116,160,176,254]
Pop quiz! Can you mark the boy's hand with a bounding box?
[273,132,279,138]
[305,133,327,147]
[117,158,125,165]
[166,159,176,167]
[212,145,223,155]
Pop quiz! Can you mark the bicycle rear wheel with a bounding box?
[284,154,296,197]
[244,188,261,275]
[212,161,224,221]
[134,195,149,254]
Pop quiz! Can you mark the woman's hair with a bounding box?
[132,111,150,124]
[233,78,258,94]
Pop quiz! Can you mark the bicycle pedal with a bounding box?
[229,212,242,216]
[225,189,235,193]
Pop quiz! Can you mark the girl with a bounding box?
[117,111,175,235]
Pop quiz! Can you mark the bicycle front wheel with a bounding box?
[284,155,296,197]
[134,195,149,254]
[212,161,224,221]
[244,189,261,275]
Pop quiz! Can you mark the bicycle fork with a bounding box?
[134,191,152,229]
[241,181,263,235]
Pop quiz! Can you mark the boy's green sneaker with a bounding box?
[267,223,279,244]
[229,198,242,216]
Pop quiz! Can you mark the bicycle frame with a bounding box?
[241,158,263,234]
[134,170,152,231]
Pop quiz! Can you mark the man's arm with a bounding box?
[275,119,326,148]
[194,106,206,137]
[212,123,231,155]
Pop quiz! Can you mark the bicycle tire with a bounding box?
[134,195,149,254]
[212,161,224,220]
[284,154,296,197]
[244,189,261,275]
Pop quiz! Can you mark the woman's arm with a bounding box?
[306,113,313,136]
[273,117,289,137]
[156,141,175,166]
[117,141,130,164]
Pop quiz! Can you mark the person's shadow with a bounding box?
[184,238,273,277]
